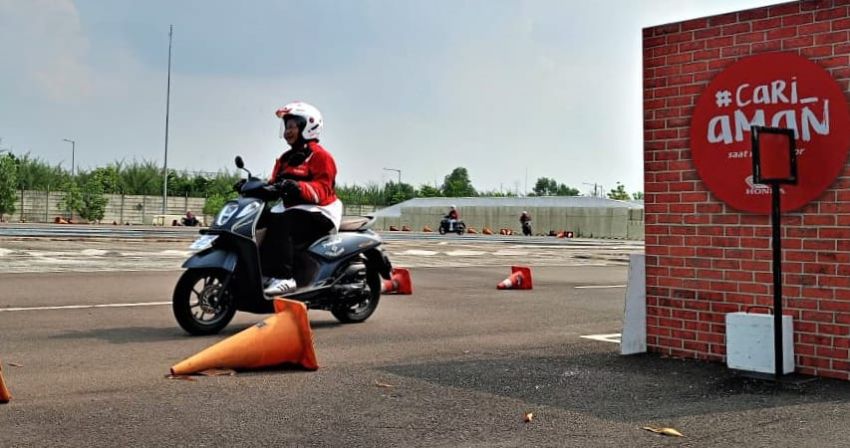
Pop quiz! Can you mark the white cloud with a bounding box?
[0,0,93,102]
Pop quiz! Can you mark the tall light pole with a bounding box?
[162,24,173,214]
[383,167,401,188]
[62,139,76,177]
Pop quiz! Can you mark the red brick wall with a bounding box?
[643,0,850,380]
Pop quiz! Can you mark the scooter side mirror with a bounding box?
[235,156,244,169]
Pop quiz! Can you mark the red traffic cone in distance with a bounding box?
[0,359,11,403]
[497,266,533,290]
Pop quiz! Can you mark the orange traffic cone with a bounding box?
[467,227,478,234]
[382,268,413,294]
[401,225,411,231]
[170,299,318,375]
[0,359,11,403]
[497,266,533,290]
[389,225,400,231]
[423,225,433,232]
[482,227,493,235]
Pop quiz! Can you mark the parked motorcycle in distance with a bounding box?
[172,156,393,335]
[438,217,466,235]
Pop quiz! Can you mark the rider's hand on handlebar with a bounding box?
[277,179,301,200]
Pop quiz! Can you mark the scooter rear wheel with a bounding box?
[331,269,381,323]
[173,268,237,335]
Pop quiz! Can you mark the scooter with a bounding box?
[172,156,393,335]
[438,217,466,235]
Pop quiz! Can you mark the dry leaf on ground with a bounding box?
[374,380,395,388]
[642,426,684,437]
[199,369,236,377]
[523,412,534,423]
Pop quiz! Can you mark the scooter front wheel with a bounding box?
[173,268,237,335]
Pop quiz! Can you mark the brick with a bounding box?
[735,31,766,44]
[752,17,783,31]
[768,27,799,40]
[815,7,849,21]
[783,13,814,26]
[752,40,784,53]
[722,45,751,57]
[783,35,815,49]
[802,46,835,58]
[706,36,735,49]
[799,21,832,35]
[722,22,752,35]
[768,3,801,17]
[695,28,724,43]
[833,17,850,30]
[739,8,769,21]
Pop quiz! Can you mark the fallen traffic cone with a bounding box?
[381,268,413,294]
[170,298,318,375]
[482,227,493,235]
[401,225,411,231]
[467,227,478,234]
[423,225,433,232]
[389,225,400,231]
[497,266,533,290]
[0,359,11,403]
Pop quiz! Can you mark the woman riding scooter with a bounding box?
[262,101,342,296]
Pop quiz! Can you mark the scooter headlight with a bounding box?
[215,203,240,226]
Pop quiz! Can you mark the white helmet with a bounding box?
[275,101,323,140]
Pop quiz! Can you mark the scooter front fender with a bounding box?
[182,249,238,272]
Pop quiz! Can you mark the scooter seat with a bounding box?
[339,216,373,232]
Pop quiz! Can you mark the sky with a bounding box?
[0,0,783,196]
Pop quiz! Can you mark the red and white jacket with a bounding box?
[269,141,342,230]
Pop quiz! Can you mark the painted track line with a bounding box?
[0,301,171,312]
[574,284,626,289]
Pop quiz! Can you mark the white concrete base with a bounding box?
[726,312,795,374]
[620,254,646,355]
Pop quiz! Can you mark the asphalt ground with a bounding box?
[1,236,850,446]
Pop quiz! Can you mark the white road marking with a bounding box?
[575,284,626,289]
[0,301,171,312]
[580,333,622,344]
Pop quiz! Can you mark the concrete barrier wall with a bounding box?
[6,190,207,225]
[375,205,644,239]
[3,190,383,225]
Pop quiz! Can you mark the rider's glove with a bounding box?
[278,179,301,200]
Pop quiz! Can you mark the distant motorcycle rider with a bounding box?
[520,210,532,236]
[261,101,342,297]
[446,205,460,232]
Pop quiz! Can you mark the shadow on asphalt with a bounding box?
[50,326,220,343]
[382,352,850,423]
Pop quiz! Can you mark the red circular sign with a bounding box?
[691,52,850,213]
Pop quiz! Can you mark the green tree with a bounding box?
[385,181,415,205]
[532,177,558,196]
[417,185,442,197]
[532,177,579,196]
[203,192,236,217]
[0,154,18,221]
[441,167,476,197]
[607,182,631,200]
[556,184,580,196]
[78,173,109,222]
[59,180,83,220]
[632,191,644,200]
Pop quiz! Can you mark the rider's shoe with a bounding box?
[263,278,297,298]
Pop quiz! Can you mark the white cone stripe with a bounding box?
[0,301,171,312]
